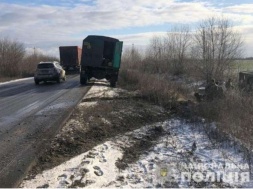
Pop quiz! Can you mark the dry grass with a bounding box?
[119,53,253,151]
[0,76,21,83]
[118,69,191,109]
[0,53,59,80]
[116,126,165,170]
[196,90,253,149]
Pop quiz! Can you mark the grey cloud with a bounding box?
[225,4,253,14]
[0,1,252,56]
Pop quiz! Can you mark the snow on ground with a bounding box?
[83,80,125,99]
[0,77,32,85]
[21,141,123,188]
[79,101,98,108]
[21,118,253,188]
[19,83,253,188]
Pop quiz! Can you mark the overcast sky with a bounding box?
[0,0,253,57]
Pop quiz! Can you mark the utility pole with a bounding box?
[131,44,134,57]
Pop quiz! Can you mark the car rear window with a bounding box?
[37,63,54,68]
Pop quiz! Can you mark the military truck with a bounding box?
[80,35,123,87]
[59,46,82,71]
[239,71,253,90]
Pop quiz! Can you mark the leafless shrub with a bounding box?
[144,26,191,76]
[0,37,59,79]
[219,91,253,148]
[195,89,253,149]
[121,45,143,70]
[119,69,190,108]
[118,69,139,90]
[0,37,25,77]
[192,16,243,82]
[164,25,191,75]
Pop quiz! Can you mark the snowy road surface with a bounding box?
[0,75,90,187]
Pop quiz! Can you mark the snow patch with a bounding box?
[101,117,111,125]
[21,119,253,188]
[0,77,33,85]
[79,101,98,108]
[84,83,126,99]
[21,141,123,188]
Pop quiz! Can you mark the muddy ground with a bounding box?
[24,81,171,180]
[20,81,253,188]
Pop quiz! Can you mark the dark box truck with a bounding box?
[80,35,123,87]
[239,71,253,90]
[59,46,82,71]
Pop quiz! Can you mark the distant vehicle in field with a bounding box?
[34,61,66,85]
[194,79,225,101]
[239,71,253,90]
[80,35,123,87]
[59,46,82,71]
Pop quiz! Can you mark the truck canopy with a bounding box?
[81,35,123,69]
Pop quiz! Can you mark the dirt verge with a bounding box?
[116,126,166,170]
[25,83,171,179]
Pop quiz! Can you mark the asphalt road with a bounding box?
[0,75,91,187]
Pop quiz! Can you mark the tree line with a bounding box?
[123,16,244,82]
[0,38,58,79]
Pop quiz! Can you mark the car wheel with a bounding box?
[56,77,61,83]
[80,74,87,85]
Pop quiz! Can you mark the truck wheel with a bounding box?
[35,79,40,85]
[87,74,91,81]
[56,77,61,83]
[110,74,118,87]
[110,81,116,87]
[80,74,87,85]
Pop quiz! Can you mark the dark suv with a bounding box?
[34,61,66,85]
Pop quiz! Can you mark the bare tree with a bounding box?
[164,25,191,75]
[0,38,25,77]
[144,26,191,75]
[146,36,164,61]
[144,36,165,73]
[192,16,243,82]
[121,45,143,70]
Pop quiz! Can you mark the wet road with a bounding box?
[0,75,91,187]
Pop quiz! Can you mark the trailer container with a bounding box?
[80,35,123,87]
[59,46,82,71]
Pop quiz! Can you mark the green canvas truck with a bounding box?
[80,35,123,87]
